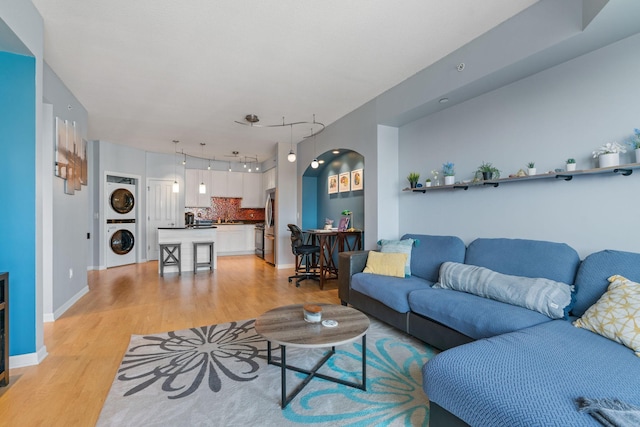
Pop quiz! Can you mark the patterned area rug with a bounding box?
[97,317,437,426]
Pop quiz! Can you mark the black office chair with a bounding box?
[287,224,321,287]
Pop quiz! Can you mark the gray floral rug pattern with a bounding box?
[98,317,437,426]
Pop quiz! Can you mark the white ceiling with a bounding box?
[31,0,537,161]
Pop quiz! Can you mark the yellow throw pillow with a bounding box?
[573,275,640,357]
[363,251,408,278]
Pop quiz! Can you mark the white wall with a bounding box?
[398,32,640,258]
[43,63,90,319]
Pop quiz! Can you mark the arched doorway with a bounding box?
[301,149,364,232]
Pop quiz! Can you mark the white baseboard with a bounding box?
[10,345,48,368]
[277,263,295,269]
[43,285,89,322]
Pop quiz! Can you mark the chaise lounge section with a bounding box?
[338,235,640,426]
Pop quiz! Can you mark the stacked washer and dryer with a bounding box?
[106,180,137,268]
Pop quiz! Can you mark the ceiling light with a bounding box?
[228,161,232,172]
[287,123,296,162]
[332,150,340,154]
[318,159,325,164]
[173,140,180,193]
[199,143,207,194]
[439,98,449,104]
[311,159,319,169]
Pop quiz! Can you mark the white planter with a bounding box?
[566,163,576,172]
[444,176,455,185]
[636,148,640,163]
[598,152,619,168]
[425,181,432,187]
[527,168,537,176]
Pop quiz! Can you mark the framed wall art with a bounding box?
[351,168,363,191]
[55,117,68,179]
[338,172,350,192]
[328,174,338,194]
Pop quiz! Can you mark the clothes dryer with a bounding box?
[106,221,136,267]
[106,182,136,220]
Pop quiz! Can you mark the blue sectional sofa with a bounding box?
[337,235,640,426]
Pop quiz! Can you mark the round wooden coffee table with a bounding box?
[255,303,370,408]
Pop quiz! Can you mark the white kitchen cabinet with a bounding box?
[210,171,243,197]
[227,172,243,197]
[185,169,212,207]
[263,167,276,191]
[210,170,228,196]
[241,172,263,208]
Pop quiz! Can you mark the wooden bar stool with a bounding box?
[159,243,181,276]
[193,241,214,273]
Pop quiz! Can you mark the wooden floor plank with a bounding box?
[0,256,339,426]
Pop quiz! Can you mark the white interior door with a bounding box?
[147,179,179,260]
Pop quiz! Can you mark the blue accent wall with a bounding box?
[0,51,36,355]
[301,176,317,230]
[314,152,364,230]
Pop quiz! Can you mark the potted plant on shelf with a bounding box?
[407,172,420,189]
[526,162,536,176]
[476,161,500,180]
[566,158,577,171]
[592,141,626,168]
[626,128,640,163]
[442,162,455,185]
[425,178,432,187]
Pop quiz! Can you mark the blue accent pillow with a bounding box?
[377,238,418,277]
[434,262,574,319]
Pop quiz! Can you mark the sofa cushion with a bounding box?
[574,275,640,356]
[434,262,574,319]
[572,249,640,317]
[465,238,580,284]
[424,320,640,427]
[362,251,407,278]
[377,238,416,277]
[351,272,432,313]
[400,234,466,282]
[408,287,552,339]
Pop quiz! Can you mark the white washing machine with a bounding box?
[106,182,136,220]
[106,222,136,267]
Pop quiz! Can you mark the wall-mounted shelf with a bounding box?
[403,163,639,193]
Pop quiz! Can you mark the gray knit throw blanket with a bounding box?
[576,397,640,427]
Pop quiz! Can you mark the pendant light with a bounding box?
[228,161,232,172]
[310,128,319,169]
[287,124,296,162]
[172,140,179,193]
[199,143,206,194]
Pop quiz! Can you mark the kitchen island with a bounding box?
[157,227,217,274]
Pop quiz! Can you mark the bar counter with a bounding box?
[157,227,217,274]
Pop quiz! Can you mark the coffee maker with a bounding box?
[185,212,195,227]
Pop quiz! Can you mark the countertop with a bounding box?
[157,226,218,230]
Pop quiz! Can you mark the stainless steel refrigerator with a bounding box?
[264,191,275,265]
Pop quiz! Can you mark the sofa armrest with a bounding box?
[338,250,370,304]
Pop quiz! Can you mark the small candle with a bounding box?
[303,304,322,323]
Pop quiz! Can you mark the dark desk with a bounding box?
[306,230,363,290]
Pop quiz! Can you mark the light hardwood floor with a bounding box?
[0,256,340,426]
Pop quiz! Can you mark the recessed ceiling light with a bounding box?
[332,150,340,154]
[318,160,325,164]
[439,98,449,104]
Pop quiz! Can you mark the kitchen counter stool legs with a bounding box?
[193,241,214,273]
[159,243,181,276]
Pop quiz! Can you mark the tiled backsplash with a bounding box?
[186,197,265,222]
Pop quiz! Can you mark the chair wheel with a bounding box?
[288,278,292,283]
